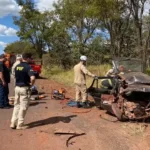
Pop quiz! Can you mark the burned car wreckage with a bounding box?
[88,58,150,121]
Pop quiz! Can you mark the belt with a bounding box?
[16,85,30,87]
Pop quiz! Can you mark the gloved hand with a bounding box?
[94,76,99,80]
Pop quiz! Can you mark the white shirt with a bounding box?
[11,60,20,76]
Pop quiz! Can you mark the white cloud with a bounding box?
[144,2,150,15]
[36,0,58,12]
[0,24,17,36]
[0,0,21,18]
[0,41,7,48]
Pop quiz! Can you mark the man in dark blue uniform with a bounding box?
[10,53,35,130]
[0,54,10,108]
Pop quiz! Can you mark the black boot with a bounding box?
[82,102,90,108]
[77,102,82,108]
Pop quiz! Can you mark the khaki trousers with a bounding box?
[75,84,87,102]
[11,86,31,126]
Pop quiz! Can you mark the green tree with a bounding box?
[53,0,101,55]
[127,0,147,70]
[4,41,36,56]
[14,0,48,58]
[91,0,133,57]
[46,20,72,69]
[143,11,150,67]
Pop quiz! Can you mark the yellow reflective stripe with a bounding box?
[108,79,112,86]
[100,79,112,89]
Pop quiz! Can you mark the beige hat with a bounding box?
[16,54,22,60]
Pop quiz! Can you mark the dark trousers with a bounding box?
[4,83,9,106]
[0,83,9,107]
[0,84,4,107]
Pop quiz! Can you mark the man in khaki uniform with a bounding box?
[10,53,35,130]
[74,55,96,108]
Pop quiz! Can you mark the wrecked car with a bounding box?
[88,58,150,121]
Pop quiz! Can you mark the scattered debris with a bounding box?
[30,95,47,101]
[66,133,85,147]
[18,134,23,136]
[31,85,38,95]
[51,88,66,100]
[54,129,85,147]
[39,130,50,134]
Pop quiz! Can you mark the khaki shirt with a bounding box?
[74,62,95,85]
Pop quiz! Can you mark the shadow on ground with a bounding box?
[29,102,46,107]
[27,115,77,128]
[37,76,47,79]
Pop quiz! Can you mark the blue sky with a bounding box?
[0,16,19,54]
[0,0,57,54]
[0,0,149,54]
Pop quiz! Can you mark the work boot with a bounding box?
[10,123,16,129]
[16,124,29,130]
[0,106,4,109]
[4,105,13,109]
[82,102,90,108]
[76,102,82,108]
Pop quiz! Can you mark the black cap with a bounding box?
[0,54,5,59]
[22,53,32,59]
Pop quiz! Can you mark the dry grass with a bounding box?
[42,64,111,87]
[122,123,148,136]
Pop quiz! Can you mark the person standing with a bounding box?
[74,55,96,108]
[11,54,22,77]
[11,54,22,96]
[10,53,35,130]
[0,54,11,108]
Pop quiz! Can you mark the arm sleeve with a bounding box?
[27,66,35,77]
[81,64,95,77]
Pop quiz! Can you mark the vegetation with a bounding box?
[4,41,36,55]
[4,0,150,71]
[42,64,111,86]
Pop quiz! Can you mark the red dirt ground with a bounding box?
[0,78,150,150]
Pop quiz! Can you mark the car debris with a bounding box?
[88,58,150,121]
[54,128,85,147]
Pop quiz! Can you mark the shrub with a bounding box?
[42,64,111,87]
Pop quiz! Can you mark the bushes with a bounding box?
[146,68,150,75]
[42,64,111,87]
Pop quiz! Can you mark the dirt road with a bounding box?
[0,78,150,150]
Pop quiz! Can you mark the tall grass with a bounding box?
[42,64,111,87]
